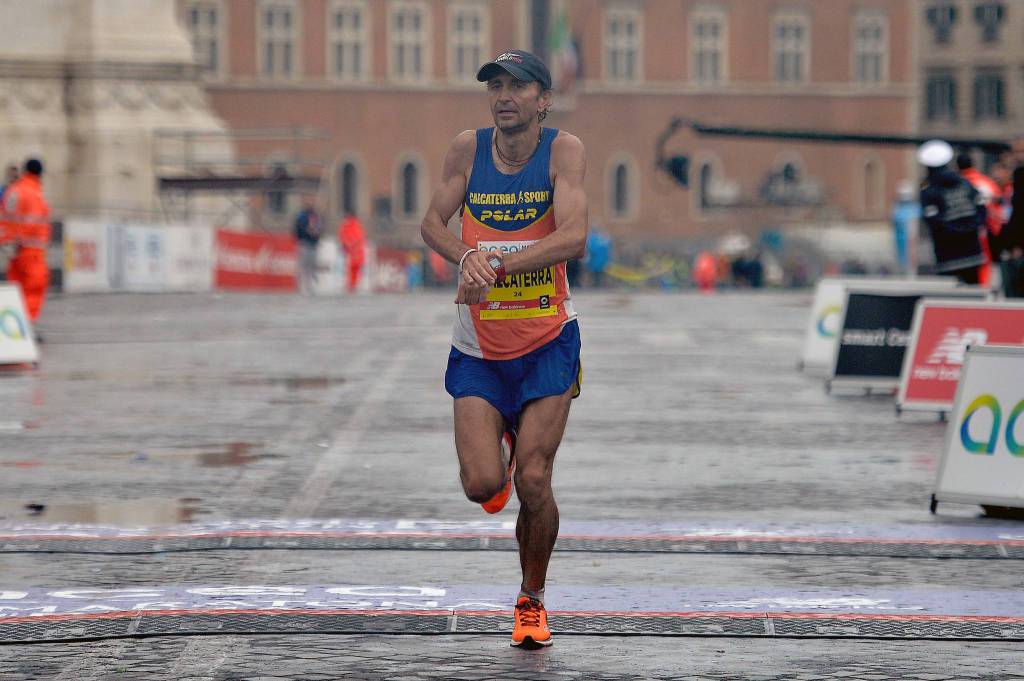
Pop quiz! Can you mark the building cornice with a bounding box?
[0,59,201,81]
[579,80,912,98]
[205,77,914,100]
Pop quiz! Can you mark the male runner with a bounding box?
[420,50,587,648]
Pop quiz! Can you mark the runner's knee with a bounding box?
[514,461,553,504]
[460,468,505,503]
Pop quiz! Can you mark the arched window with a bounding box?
[693,153,728,216]
[607,155,637,220]
[401,161,419,216]
[862,156,885,217]
[338,161,358,215]
[393,153,426,220]
[781,162,800,192]
[266,160,288,215]
[699,162,714,210]
[612,163,629,216]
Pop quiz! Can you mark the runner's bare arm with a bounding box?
[421,131,476,264]
[421,131,499,295]
[502,132,588,276]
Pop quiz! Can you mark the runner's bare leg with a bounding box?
[453,396,507,502]
[513,385,573,594]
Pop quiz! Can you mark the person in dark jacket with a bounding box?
[994,137,1024,297]
[294,196,322,295]
[917,140,986,285]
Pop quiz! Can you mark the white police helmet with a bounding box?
[917,140,954,168]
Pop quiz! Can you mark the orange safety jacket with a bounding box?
[1,174,51,252]
[338,216,367,264]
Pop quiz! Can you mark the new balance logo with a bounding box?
[925,327,988,365]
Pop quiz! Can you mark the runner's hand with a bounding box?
[455,278,490,305]
[454,250,497,304]
[461,251,497,287]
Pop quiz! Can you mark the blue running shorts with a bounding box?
[445,320,582,427]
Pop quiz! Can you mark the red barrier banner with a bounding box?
[898,300,1024,412]
[214,229,297,291]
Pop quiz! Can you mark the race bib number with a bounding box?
[477,240,557,320]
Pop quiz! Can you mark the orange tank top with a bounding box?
[452,127,576,360]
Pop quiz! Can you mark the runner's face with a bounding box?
[487,74,548,133]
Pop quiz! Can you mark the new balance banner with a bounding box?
[898,301,1024,413]
[214,229,297,291]
[829,285,986,390]
[934,345,1024,511]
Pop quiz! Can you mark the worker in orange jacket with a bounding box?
[1,159,51,324]
[338,209,366,293]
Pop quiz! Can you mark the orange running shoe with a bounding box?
[480,430,516,515]
[511,596,552,648]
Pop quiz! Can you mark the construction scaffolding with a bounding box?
[154,127,332,229]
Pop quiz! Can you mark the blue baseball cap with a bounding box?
[476,50,552,91]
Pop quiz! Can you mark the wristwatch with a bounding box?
[486,253,507,283]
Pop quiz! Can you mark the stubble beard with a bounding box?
[493,110,534,136]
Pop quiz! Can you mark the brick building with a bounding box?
[918,0,1020,164]
[177,0,916,245]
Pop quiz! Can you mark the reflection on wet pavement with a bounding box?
[0,497,202,525]
[122,442,279,467]
[47,372,346,391]
[228,376,346,390]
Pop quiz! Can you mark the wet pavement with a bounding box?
[1,291,1022,679]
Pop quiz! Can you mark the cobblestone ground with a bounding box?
[1,291,1021,679]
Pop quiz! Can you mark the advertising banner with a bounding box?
[372,246,411,293]
[119,226,168,291]
[801,278,848,374]
[62,220,112,293]
[898,301,1024,413]
[312,238,344,296]
[934,345,1024,511]
[0,284,39,365]
[47,221,64,292]
[828,284,986,392]
[800,277,959,375]
[163,225,214,292]
[214,229,297,291]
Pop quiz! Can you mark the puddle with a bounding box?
[0,497,203,525]
[122,442,280,468]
